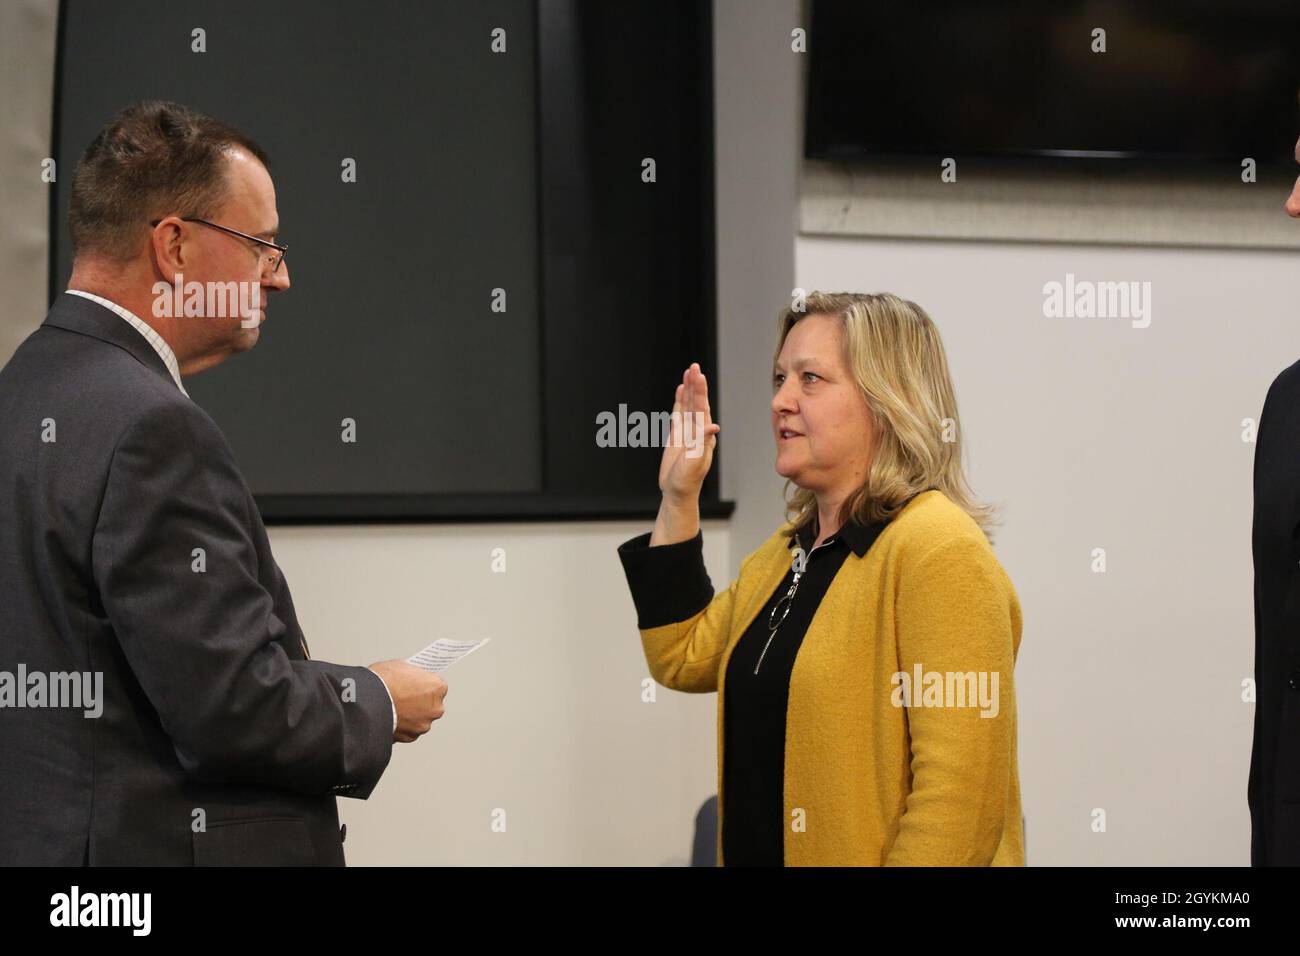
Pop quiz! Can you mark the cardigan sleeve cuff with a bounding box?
[617,530,715,630]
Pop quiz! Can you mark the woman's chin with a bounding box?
[774,456,802,482]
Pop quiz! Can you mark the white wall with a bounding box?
[713,0,803,570]
[270,521,728,865]
[0,0,58,360]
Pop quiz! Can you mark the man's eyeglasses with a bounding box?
[149,217,288,273]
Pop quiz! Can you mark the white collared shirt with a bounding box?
[66,290,189,397]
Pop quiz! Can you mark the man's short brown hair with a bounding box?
[68,100,269,262]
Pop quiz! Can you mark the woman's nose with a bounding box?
[771,382,796,414]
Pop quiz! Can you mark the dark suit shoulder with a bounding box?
[0,324,243,512]
[4,323,219,448]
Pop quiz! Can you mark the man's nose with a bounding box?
[264,260,290,292]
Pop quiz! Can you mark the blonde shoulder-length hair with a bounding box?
[777,291,996,540]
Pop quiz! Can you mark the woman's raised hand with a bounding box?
[651,363,720,545]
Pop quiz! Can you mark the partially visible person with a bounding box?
[0,101,446,866]
[1285,134,1300,218]
[1247,132,1300,866]
[617,292,1023,865]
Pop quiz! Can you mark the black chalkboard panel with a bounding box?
[51,0,728,522]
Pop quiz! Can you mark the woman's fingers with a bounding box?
[671,382,685,450]
[692,365,713,429]
[682,363,701,411]
[675,362,720,440]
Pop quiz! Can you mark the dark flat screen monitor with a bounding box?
[806,0,1300,164]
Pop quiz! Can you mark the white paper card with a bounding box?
[406,638,491,673]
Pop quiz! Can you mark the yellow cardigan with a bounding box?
[639,490,1024,866]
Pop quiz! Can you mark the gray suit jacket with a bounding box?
[0,292,393,865]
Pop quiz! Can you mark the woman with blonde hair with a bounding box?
[617,292,1023,866]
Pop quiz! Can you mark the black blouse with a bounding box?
[617,518,886,866]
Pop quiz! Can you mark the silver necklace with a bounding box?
[753,535,835,675]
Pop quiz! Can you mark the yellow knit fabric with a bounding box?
[639,490,1024,866]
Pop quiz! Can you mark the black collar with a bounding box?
[789,517,888,558]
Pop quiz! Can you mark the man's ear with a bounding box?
[150,218,187,280]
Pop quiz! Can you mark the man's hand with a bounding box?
[368,660,448,743]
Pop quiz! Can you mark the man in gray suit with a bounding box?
[0,101,447,865]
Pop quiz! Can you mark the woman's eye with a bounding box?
[773,374,785,388]
[803,372,820,383]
